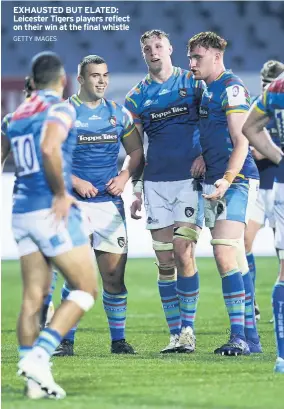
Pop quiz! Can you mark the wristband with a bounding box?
[222,171,235,185]
[132,179,143,194]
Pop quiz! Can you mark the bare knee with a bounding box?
[102,270,126,294]
[213,245,238,275]
[22,291,45,316]
[173,239,196,275]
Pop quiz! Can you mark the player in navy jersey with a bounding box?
[1,52,98,399]
[187,32,261,356]
[53,55,144,357]
[243,74,284,373]
[244,61,284,321]
[125,30,206,353]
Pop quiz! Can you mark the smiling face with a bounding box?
[141,35,173,74]
[78,63,109,100]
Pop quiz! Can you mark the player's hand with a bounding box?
[73,177,98,198]
[202,178,230,201]
[130,193,143,220]
[51,192,78,227]
[106,171,129,196]
[191,155,206,178]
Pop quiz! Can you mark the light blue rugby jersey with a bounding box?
[125,67,205,182]
[255,75,284,183]
[250,95,279,189]
[68,95,135,203]
[4,90,77,214]
[198,70,259,184]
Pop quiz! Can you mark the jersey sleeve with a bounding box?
[221,80,250,115]
[253,92,267,115]
[121,106,136,138]
[1,113,12,136]
[46,102,76,132]
[125,87,142,125]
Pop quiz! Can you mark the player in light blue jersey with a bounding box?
[188,32,261,356]
[1,52,98,399]
[53,55,144,357]
[2,76,58,330]
[243,74,284,373]
[125,30,206,354]
[244,61,284,322]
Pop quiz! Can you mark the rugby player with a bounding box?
[243,73,284,373]
[187,32,261,355]
[1,77,58,330]
[244,61,284,321]
[54,55,144,356]
[125,30,206,353]
[1,52,98,398]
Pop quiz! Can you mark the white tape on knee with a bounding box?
[279,250,284,260]
[211,238,249,274]
[66,290,94,312]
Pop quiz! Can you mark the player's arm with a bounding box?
[1,132,11,170]
[243,104,283,165]
[1,114,12,169]
[106,110,145,196]
[41,103,77,223]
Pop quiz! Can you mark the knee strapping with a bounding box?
[152,240,173,251]
[279,250,284,260]
[67,290,94,311]
[173,226,199,243]
[211,238,249,274]
[155,260,176,281]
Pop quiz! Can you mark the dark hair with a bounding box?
[188,32,227,52]
[261,60,284,84]
[78,55,106,77]
[140,29,170,47]
[23,76,34,97]
[31,51,63,87]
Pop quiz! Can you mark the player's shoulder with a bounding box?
[125,75,152,101]
[105,99,132,119]
[221,70,246,89]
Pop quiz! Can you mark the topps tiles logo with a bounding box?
[78,132,118,144]
[150,104,189,122]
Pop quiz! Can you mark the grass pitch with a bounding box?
[1,257,283,409]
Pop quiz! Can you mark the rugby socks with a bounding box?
[221,269,245,339]
[158,279,181,335]
[103,290,127,341]
[18,345,32,360]
[177,273,199,330]
[272,281,284,359]
[34,328,62,359]
[242,271,259,343]
[246,252,256,289]
[61,281,78,344]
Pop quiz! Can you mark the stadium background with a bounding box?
[2,0,283,259]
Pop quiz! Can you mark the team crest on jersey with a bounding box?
[117,237,125,248]
[179,88,187,98]
[109,116,116,127]
[185,207,194,218]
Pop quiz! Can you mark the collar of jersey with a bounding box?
[35,89,61,99]
[71,94,106,109]
[145,66,180,85]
